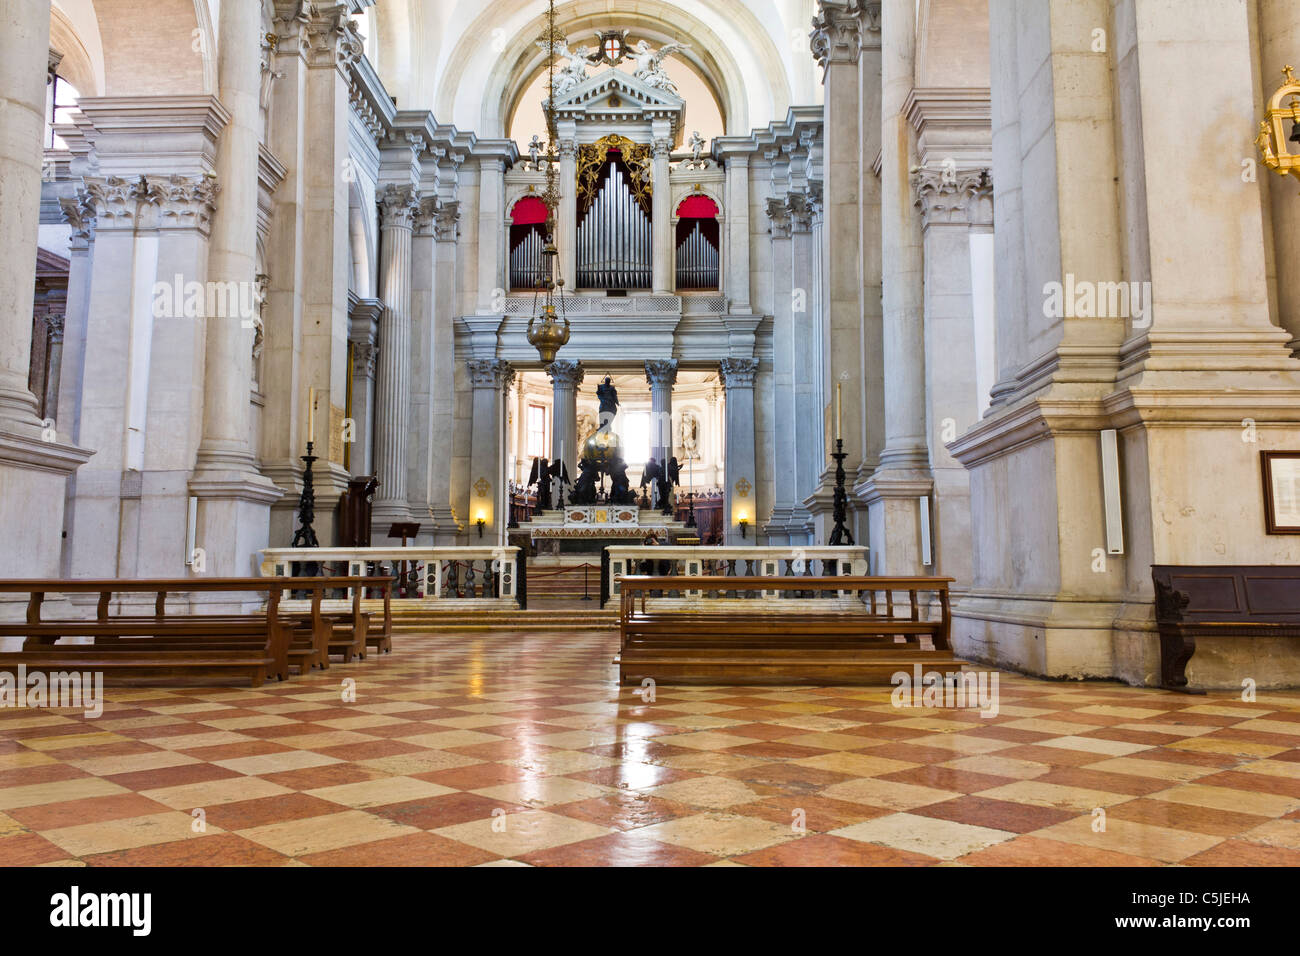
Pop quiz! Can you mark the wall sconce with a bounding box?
[1256,65,1300,188]
[737,512,749,539]
[476,511,486,538]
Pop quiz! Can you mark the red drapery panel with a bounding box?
[512,196,548,224]
[676,195,719,218]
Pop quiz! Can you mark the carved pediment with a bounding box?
[551,68,684,136]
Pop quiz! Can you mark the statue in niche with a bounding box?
[577,411,597,448]
[527,134,544,170]
[629,40,690,95]
[680,412,699,456]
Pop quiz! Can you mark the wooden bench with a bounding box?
[616,575,957,685]
[1152,565,1300,692]
[0,576,391,687]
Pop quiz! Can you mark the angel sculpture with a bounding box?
[527,134,544,170]
[629,40,689,95]
[687,130,706,167]
[536,39,598,97]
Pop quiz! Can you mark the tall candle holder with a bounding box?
[828,437,854,547]
[292,441,320,549]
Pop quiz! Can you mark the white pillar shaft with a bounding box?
[559,143,577,291]
[195,0,260,471]
[0,0,52,427]
[546,359,583,478]
[725,157,750,310]
[877,0,928,473]
[374,198,415,507]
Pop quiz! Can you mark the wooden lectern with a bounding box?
[387,522,421,598]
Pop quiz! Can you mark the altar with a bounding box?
[514,505,688,554]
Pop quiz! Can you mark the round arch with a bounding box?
[426,0,792,139]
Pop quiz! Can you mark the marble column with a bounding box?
[765,196,796,541]
[466,359,513,541]
[645,359,677,469]
[809,1,880,544]
[371,184,419,531]
[547,358,583,479]
[651,134,673,293]
[429,199,462,540]
[1261,0,1300,355]
[720,358,758,543]
[0,0,92,584]
[861,0,931,574]
[189,0,283,577]
[788,190,819,533]
[558,138,577,291]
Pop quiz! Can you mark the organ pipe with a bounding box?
[576,161,651,290]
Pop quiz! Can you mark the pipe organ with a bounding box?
[675,218,720,290]
[577,163,652,289]
[509,224,546,290]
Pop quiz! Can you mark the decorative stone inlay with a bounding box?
[911,166,993,228]
[644,358,678,388]
[378,184,420,229]
[546,359,585,390]
[719,357,759,389]
[810,0,881,68]
[473,476,491,498]
[735,477,753,497]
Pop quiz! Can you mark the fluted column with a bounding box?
[559,139,577,291]
[765,197,796,540]
[372,185,419,526]
[430,200,462,539]
[651,135,673,293]
[720,358,758,543]
[546,358,583,479]
[0,0,53,431]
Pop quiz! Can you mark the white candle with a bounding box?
[307,387,315,445]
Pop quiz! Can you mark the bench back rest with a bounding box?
[1151,565,1300,624]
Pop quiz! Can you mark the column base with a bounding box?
[856,470,933,574]
[0,427,93,579]
[188,473,282,577]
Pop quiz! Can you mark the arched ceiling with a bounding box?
[372,0,821,139]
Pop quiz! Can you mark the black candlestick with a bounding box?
[828,437,854,546]
[292,441,320,549]
[685,490,697,528]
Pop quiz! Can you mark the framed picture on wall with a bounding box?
[1261,451,1300,533]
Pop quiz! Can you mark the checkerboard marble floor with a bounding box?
[3,629,1300,866]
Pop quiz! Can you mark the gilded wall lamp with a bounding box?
[1257,65,1300,189]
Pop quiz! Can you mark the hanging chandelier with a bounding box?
[527,0,571,364]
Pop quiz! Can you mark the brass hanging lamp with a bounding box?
[527,0,571,363]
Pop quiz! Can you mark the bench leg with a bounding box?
[1158,627,1205,695]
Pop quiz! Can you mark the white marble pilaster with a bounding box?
[651,132,673,293]
[466,359,513,542]
[720,358,758,543]
[558,136,577,292]
[347,297,381,477]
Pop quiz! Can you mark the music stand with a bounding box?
[387,522,421,598]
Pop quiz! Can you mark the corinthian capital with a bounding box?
[546,359,585,390]
[644,359,678,389]
[911,166,993,229]
[378,184,420,229]
[274,1,364,71]
[719,357,759,389]
[467,358,514,392]
[810,1,881,68]
[765,197,793,239]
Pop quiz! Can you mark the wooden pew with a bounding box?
[616,574,957,685]
[1152,565,1300,692]
[0,576,391,686]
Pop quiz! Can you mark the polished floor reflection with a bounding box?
[2,630,1299,866]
